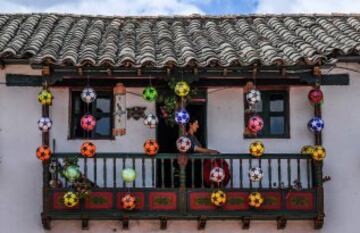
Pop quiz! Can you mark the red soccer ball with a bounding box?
[308,88,323,104]
[80,114,96,131]
[247,115,264,133]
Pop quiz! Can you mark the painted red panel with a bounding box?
[84,192,113,209]
[116,192,145,210]
[286,192,314,210]
[149,192,177,210]
[259,192,282,210]
[189,192,249,211]
[53,192,80,210]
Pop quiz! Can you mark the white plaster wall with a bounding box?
[0,64,359,233]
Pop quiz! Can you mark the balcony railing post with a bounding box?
[177,153,188,214]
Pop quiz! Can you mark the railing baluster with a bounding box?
[278,158,281,189]
[307,159,311,188]
[142,158,145,188]
[287,158,291,188]
[268,159,272,189]
[103,158,107,188]
[94,157,97,186]
[171,159,174,188]
[201,159,204,188]
[230,158,233,188]
[113,157,116,188]
[161,159,165,188]
[239,158,243,189]
[152,158,155,187]
[84,158,88,178]
[191,158,195,188]
[258,158,262,189]
[249,158,253,189]
[297,158,301,187]
[122,158,125,187]
[132,158,136,188]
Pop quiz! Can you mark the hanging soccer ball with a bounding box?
[307,117,324,133]
[63,191,79,208]
[143,86,158,102]
[80,114,96,131]
[143,139,159,156]
[36,145,52,161]
[143,113,158,129]
[121,168,136,183]
[247,115,264,133]
[38,90,53,105]
[312,146,326,161]
[38,117,52,132]
[63,165,81,183]
[301,145,314,155]
[121,193,136,211]
[176,136,192,153]
[211,190,227,207]
[175,108,190,125]
[209,167,226,184]
[308,88,323,104]
[248,192,264,208]
[175,81,190,97]
[80,141,96,158]
[249,167,264,182]
[81,87,97,104]
[246,89,261,105]
[249,141,265,157]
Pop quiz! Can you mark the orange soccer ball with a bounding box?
[80,141,96,158]
[143,139,159,156]
[121,193,136,211]
[36,145,52,161]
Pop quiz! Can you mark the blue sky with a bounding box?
[188,0,259,15]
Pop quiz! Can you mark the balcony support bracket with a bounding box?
[122,217,129,230]
[314,215,324,229]
[41,213,51,230]
[160,217,167,230]
[197,216,207,230]
[277,217,287,229]
[81,219,89,230]
[242,217,250,229]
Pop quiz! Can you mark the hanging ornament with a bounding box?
[248,192,264,208]
[80,114,96,131]
[38,90,53,105]
[63,191,79,208]
[211,190,227,207]
[247,115,264,133]
[36,145,52,161]
[308,88,323,104]
[175,108,190,125]
[121,193,136,211]
[176,136,192,153]
[143,86,158,102]
[307,117,324,133]
[249,167,264,182]
[246,89,261,105]
[143,139,159,156]
[38,117,52,132]
[143,113,158,129]
[113,83,127,136]
[81,87,97,104]
[175,81,190,97]
[121,168,136,183]
[312,146,326,161]
[80,141,96,158]
[249,141,265,157]
[63,165,81,183]
[209,166,226,184]
[301,145,314,155]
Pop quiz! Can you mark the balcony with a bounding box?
[41,153,324,230]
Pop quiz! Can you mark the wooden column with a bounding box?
[177,153,188,215]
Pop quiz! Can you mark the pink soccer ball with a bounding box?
[248,115,264,133]
[176,136,192,153]
[80,114,96,131]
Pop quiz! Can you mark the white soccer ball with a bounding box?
[38,117,52,132]
[209,167,225,183]
[81,87,97,104]
[246,89,261,105]
[176,136,192,153]
[143,113,158,128]
[248,167,264,182]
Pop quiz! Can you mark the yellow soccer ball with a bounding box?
[38,90,53,105]
[312,146,326,161]
[249,141,265,157]
[63,191,79,208]
[175,81,190,97]
[248,192,264,208]
[211,190,227,207]
[301,145,314,155]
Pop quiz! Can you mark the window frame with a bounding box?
[244,88,290,139]
[68,87,115,140]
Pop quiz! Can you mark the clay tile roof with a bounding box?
[1,13,360,67]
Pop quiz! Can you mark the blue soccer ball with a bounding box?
[175,108,190,125]
[307,117,324,133]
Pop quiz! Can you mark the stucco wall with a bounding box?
[0,64,358,233]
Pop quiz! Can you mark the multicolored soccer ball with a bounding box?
[143,139,159,156]
[246,89,261,105]
[211,190,227,207]
[81,87,97,104]
[80,141,96,157]
[249,167,264,182]
[248,192,264,208]
[209,167,226,184]
[63,191,79,208]
[80,114,96,131]
[38,90,53,105]
[143,86,158,102]
[143,113,158,129]
[301,145,314,155]
[175,81,190,97]
[176,136,192,153]
[248,115,264,133]
[307,117,324,133]
[175,108,190,125]
[37,117,52,132]
[36,145,52,161]
[63,165,81,183]
[121,193,136,211]
[312,146,326,161]
[308,88,323,104]
[249,141,265,157]
[121,168,136,183]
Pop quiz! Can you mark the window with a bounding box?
[70,90,114,139]
[244,90,289,138]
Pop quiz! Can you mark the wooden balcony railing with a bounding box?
[41,153,324,230]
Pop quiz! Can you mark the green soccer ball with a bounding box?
[63,191,79,208]
[143,86,158,102]
[63,165,81,183]
[121,168,136,183]
[38,90,53,105]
